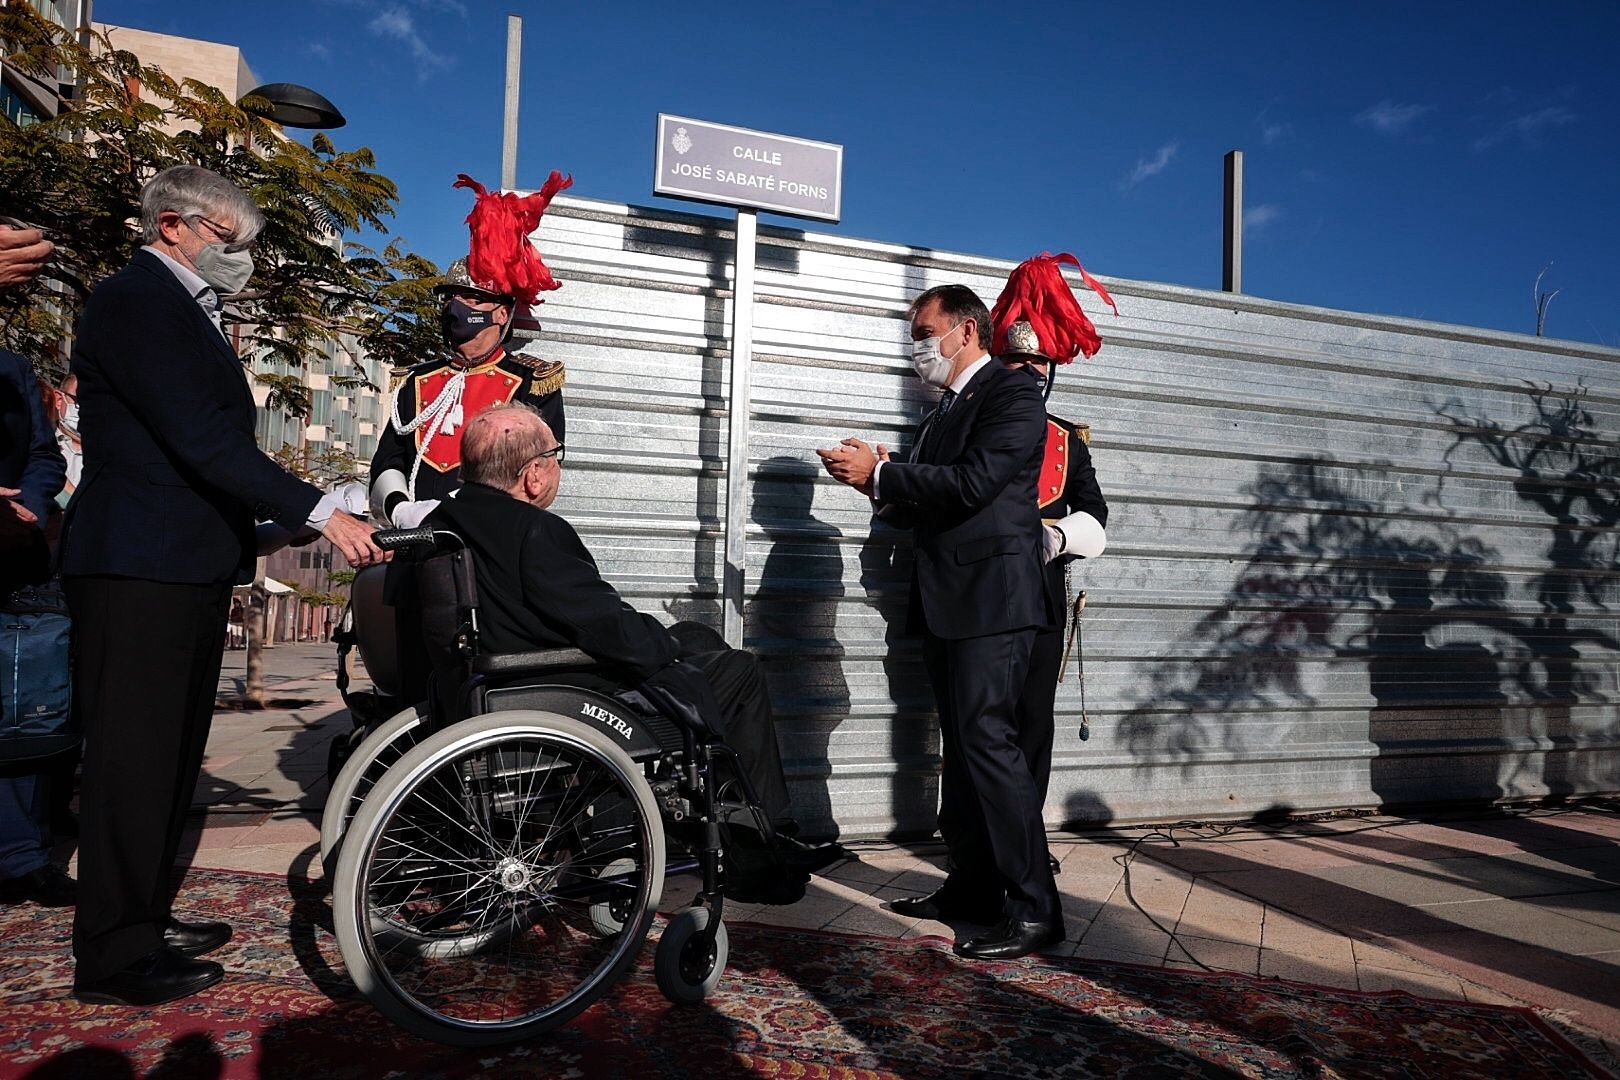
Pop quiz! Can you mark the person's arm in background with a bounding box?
[14,356,65,526]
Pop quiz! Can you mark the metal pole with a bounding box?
[501,13,522,190]
[1222,149,1243,293]
[722,209,758,646]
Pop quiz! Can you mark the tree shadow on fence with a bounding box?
[1118,383,1617,808]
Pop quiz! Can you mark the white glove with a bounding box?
[1048,510,1107,562]
[1042,524,1063,563]
[389,499,441,530]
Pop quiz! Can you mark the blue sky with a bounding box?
[98,1,1620,347]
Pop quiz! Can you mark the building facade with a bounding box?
[1,0,92,127]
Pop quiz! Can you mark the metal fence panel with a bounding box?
[530,195,1620,838]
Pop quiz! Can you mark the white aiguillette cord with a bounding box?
[389,367,469,500]
[1058,588,1089,741]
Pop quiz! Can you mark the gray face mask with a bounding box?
[193,243,255,296]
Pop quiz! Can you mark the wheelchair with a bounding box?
[326,525,779,1046]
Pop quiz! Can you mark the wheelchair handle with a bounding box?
[372,527,464,553]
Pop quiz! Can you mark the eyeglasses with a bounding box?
[184,214,254,253]
[517,444,566,477]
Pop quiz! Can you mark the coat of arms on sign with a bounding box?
[673,127,692,155]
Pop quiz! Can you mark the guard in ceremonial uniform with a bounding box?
[371,171,572,528]
[991,252,1116,806]
[370,170,573,707]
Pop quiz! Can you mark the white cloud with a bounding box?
[1122,141,1179,188]
[1355,100,1434,136]
[1473,105,1576,151]
[1245,204,1283,232]
[369,6,452,76]
[1260,122,1293,145]
[306,41,333,61]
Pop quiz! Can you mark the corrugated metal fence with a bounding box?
[527,194,1620,837]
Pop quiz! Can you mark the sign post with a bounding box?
[723,208,758,645]
[653,114,843,646]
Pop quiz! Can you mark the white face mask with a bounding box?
[911,320,966,388]
[193,243,255,296]
[61,401,79,433]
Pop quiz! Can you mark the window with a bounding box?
[1,84,42,128]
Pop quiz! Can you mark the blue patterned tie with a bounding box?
[937,389,957,418]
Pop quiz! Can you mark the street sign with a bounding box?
[654,113,843,223]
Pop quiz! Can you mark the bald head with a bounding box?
[462,404,554,487]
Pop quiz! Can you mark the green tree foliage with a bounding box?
[0,7,443,387]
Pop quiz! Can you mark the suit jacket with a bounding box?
[877,361,1058,639]
[61,249,322,585]
[427,483,679,680]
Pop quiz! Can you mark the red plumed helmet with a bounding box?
[990,252,1119,363]
[449,171,573,308]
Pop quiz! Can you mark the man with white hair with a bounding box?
[60,165,386,1007]
[427,404,842,901]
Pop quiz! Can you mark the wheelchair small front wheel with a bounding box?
[588,858,638,937]
[655,906,728,1004]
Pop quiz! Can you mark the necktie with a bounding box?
[917,390,957,461]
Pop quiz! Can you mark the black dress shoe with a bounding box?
[0,864,76,907]
[73,946,224,1006]
[889,886,1003,924]
[163,917,232,957]
[953,916,1066,960]
[727,865,810,905]
[776,836,849,874]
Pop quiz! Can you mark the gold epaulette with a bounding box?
[504,353,567,397]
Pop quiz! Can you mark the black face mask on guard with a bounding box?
[441,297,498,346]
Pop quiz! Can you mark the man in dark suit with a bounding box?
[426,404,840,901]
[61,166,386,1006]
[818,284,1064,959]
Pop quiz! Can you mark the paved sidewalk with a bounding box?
[60,640,1620,1061]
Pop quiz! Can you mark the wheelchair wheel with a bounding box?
[320,704,427,876]
[333,711,665,1046]
[654,906,728,1005]
[588,858,638,937]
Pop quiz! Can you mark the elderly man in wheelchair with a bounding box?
[325,403,843,1046]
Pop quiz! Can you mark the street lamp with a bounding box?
[238,82,346,130]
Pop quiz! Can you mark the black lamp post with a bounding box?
[238,82,346,130]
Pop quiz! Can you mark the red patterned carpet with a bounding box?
[0,867,1612,1079]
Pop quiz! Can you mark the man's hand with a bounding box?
[0,226,53,290]
[816,438,881,496]
[0,488,40,551]
[320,508,389,568]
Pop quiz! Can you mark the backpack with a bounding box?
[0,579,76,762]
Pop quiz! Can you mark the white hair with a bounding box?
[139,165,265,245]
